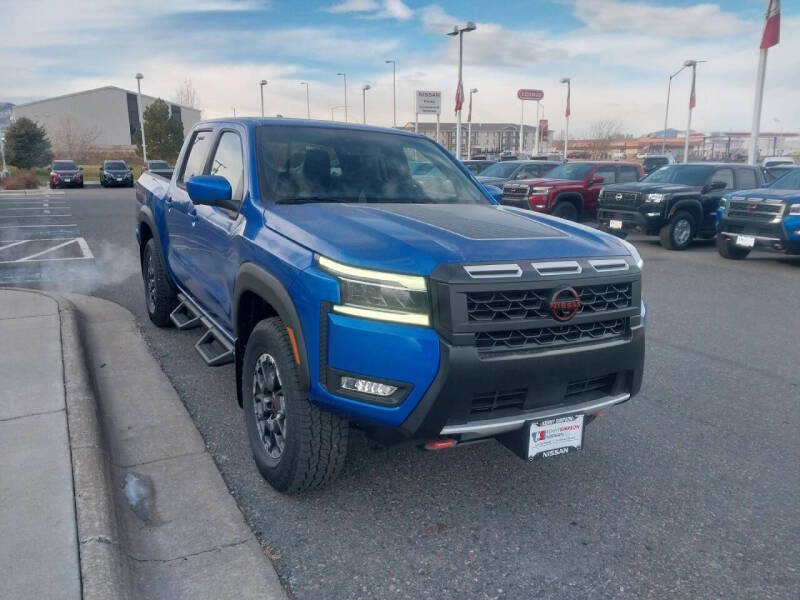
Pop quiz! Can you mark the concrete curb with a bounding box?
[54,294,132,600]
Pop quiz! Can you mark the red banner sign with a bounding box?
[517,89,544,101]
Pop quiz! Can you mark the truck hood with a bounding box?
[727,188,800,201]
[267,203,630,275]
[603,181,700,195]
[475,176,509,186]
[511,178,581,188]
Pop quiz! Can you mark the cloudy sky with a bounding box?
[2,0,797,137]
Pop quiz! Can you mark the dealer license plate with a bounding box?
[64,177,71,182]
[609,219,623,230]
[736,235,755,248]
[116,177,123,181]
[528,415,584,460]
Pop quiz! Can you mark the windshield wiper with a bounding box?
[276,196,352,205]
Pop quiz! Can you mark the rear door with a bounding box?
[586,164,615,215]
[703,167,735,230]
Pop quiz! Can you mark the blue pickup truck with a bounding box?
[136,119,645,493]
[717,167,800,259]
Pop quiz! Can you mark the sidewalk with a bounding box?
[0,288,286,600]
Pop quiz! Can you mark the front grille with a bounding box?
[598,209,640,223]
[502,184,529,199]
[727,200,784,223]
[565,374,615,400]
[602,191,640,207]
[475,318,628,352]
[723,223,780,238]
[470,388,526,415]
[466,283,632,322]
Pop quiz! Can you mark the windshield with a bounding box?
[770,168,800,190]
[643,157,668,167]
[53,161,78,170]
[149,161,169,169]
[479,162,520,178]
[105,161,128,170]
[544,162,594,180]
[256,126,489,205]
[643,164,714,185]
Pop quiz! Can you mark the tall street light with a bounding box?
[330,105,346,121]
[337,73,348,123]
[446,21,477,160]
[260,80,268,117]
[135,73,148,164]
[560,78,570,160]
[467,88,478,159]
[385,60,397,127]
[299,82,310,119]
[682,59,706,163]
[661,65,689,154]
[361,85,371,124]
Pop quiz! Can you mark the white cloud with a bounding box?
[418,4,458,33]
[324,0,380,14]
[568,0,747,38]
[374,0,414,20]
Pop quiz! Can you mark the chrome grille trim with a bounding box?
[531,260,582,276]
[463,264,523,279]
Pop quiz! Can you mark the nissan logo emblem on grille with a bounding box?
[549,287,581,321]
[615,193,623,201]
[747,203,758,212]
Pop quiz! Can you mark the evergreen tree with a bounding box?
[5,117,53,169]
[133,99,184,163]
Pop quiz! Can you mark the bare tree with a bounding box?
[174,78,199,109]
[586,119,624,159]
[52,117,102,163]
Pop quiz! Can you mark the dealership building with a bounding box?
[11,86,201,153]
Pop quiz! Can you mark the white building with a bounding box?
[12,86,201,152]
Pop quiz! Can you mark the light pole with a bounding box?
[560,78,570,159]
[0,129,8,178]
[299,82,310,119]
[259,80,268,117]
[467,88,478,158]
[682,60,706,162]
[385,60,397,127]
[135,73,148,164]
[362,85,371,124]
[337,73,348,122]
[330,106,346,121]
[446,21,477,160]
[661,65,688,154]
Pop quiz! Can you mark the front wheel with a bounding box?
[660,211,695,250]
[552,201,578,221]
[716,235,751,260]
[243,318,349,494]
[142,238,177,326]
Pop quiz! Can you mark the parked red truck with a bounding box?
[501,161,644,220]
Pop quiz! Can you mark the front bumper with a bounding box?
[597,207,663,233]
[719,215,800,254]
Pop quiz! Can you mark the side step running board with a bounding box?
[170,295,201,330]
[172,293,234,366]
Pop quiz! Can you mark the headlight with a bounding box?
[646,193,665,203]
[530,187,552,194]
[318,255,430,326]
[789,204,800,216]
[719,197,729,210]
[619,239,644,270]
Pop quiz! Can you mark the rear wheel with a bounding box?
[552,201,578,221]
[716,234,751,260]
[660,211,695,250]
[243,318,349,493]
[142,238,177,327]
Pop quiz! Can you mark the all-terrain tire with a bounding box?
[243,317,349,494]
[659,210,695,250]
[142,238,177,327]
[716,234,752,260]
[552,201,579,221]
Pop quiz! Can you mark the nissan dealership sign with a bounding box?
[517,89,544,101]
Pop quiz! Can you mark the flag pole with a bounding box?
[748,49,768,166]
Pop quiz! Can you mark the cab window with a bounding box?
[617,166,640,183]
[179,130,213,185]
[594,165,616,184]
[711,168,734,191]
[208,131,245,208]
[736,168,757,190]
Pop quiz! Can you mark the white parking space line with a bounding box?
[0,214,73,219]
[0,237,94,264]
[0,240,28,251]
[0,223,79,228]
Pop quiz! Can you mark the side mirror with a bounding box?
[704,180,726,193]
[186,175,234,209]
[761,181,772,188]
[79,166,83,171]
[591,176,604,184]
[483,184,503,204]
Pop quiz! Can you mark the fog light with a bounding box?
[534,204,546,208]
[341,376,397,397]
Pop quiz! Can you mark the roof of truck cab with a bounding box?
[193,117,427,139]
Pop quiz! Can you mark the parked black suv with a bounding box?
[597,163,764,250]
[100,160,134,187]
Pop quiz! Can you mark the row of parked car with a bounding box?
[466,156,799,260]
[48,159,172,189]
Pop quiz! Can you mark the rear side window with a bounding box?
[712,168,734,191]
[180,131,213,184]
[209,132,245,206]
[617,166,640,183]
[737,168,757,190]
[594,165,616,184]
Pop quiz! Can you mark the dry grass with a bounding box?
[1,170,40,190]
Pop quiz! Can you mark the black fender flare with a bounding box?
[233,263,311,392]
[667,197,703,222]
[137,206,162,260]
[554,192,584,212]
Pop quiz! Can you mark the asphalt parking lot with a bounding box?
[7,186,798,599]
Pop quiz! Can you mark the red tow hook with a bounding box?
[424,438,458,451]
